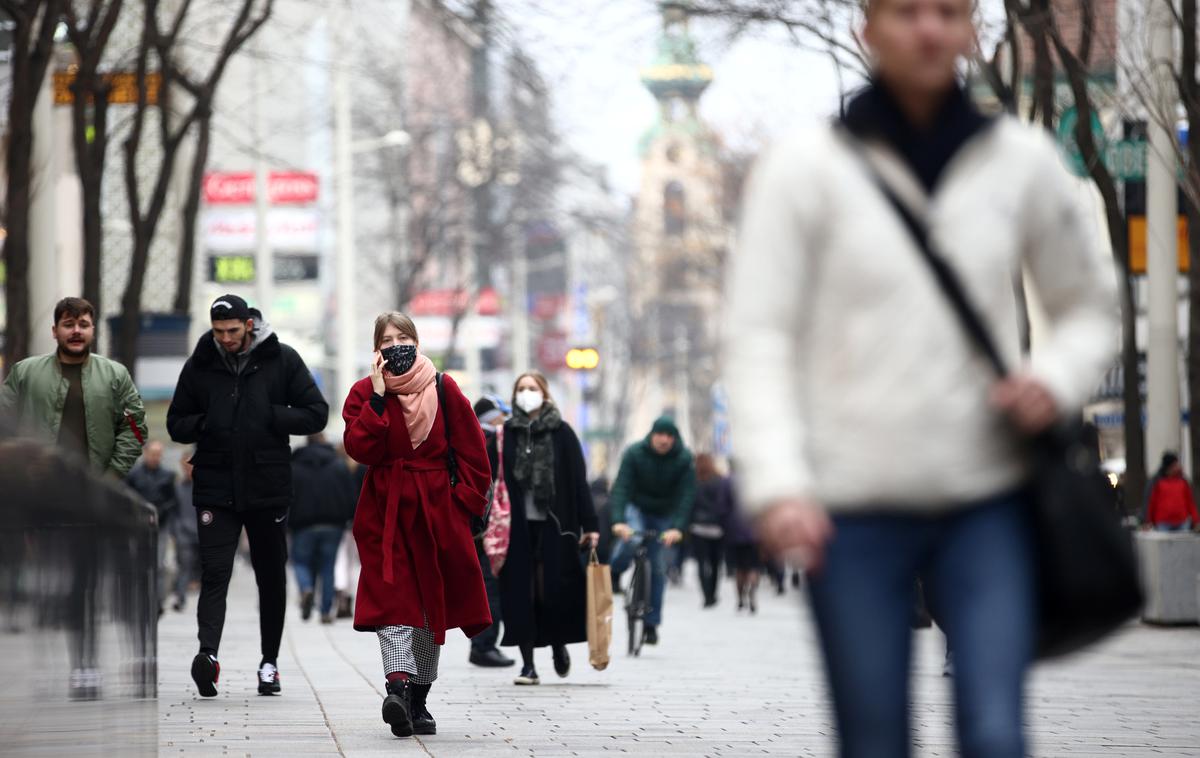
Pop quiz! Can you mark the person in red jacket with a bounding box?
[342,311,492,739]
[1145,453,1199,532]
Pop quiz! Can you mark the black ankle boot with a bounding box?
[382,679,413,737]
[410,683,436,735]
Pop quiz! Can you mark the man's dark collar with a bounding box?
[839,79,993,192]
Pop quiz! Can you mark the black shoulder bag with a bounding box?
[436,372,492,538]
[850,140,1142,659]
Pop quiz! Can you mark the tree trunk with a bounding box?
[2,2,62,370]
[74,89,111,315]
[1179,0,1200,507]
[4,107,34,368]
[117,236,151,373]
[1044,20,1148,509]
[174,113,211,315]
[1187,201,1200,502]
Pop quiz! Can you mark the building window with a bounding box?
[664,180,685,236]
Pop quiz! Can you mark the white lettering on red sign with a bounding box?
[268,172,319,205]
[203,172,256,204]
[203,171,319,205]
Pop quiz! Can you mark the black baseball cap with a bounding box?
[210,294,252,322]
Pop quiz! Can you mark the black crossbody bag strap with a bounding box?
[841,132,1010,379]
[436,372,460,486]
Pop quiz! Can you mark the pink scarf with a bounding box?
[382,354,438,448]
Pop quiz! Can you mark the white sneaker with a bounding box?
[258,662,281,695]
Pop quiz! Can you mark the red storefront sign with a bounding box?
[537,332,569,371]
[408,288,501,317]
[203,171,320,205]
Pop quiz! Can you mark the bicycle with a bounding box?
[623,529,659,657]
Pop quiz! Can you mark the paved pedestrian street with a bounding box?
[158,565,1200,757]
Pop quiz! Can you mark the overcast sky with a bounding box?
[496,0,862,196]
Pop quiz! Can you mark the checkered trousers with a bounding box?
[377,624,440,684]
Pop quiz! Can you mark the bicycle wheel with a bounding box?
[632,554,652,657]
[626,556,645,656]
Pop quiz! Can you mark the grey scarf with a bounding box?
[509,403,562,508]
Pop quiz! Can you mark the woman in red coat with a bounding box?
[343,311,492,740]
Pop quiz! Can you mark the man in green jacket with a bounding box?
[1,297,146,478]
[609,416,697,644]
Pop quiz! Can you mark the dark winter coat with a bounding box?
[166,330,329,512]
[126,463,177,518]
[721,477,756,547]
[608,417,697,530]
[498,419,598,648]
[691,476,733,528]
[290,442,358,530]
[343,374,493,644]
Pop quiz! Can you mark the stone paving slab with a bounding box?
[157,560,1200,757]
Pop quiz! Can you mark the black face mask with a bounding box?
[381,344,418,376]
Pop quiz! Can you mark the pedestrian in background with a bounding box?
[468,394,516,669]
[334,452,367,619]
[498,372,599,686]
[168,295,329,698]
[722,475,762,614]
[290,433,358,624]
[689,453,730,608]
[173,452,201,612]
[724,0,1118,755]
[126,440,177,615]
[608,416,696,646]
[343,312,493,738]
[1144,453,1198,532]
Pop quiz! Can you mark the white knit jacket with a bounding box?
[724,118,1120,516]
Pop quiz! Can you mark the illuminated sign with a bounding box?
[53,71,161,105]
[208,254,319,284]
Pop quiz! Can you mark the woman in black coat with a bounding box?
[498,371,599,685]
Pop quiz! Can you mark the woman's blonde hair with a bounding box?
[512,371,554,408]
[373,311,419,350]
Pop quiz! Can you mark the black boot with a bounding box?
[410,683,437,735]
[381,679,413,737]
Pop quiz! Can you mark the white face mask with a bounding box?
[515,389,544,414]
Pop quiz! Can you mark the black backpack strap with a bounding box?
[838,128,1010,379]
[437,373,460,486]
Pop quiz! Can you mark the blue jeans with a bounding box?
[806,492,1035,758]
[291,525,345,616]
[1155,520,1193,532]
[609,505,671,627]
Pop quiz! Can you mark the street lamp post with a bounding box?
[332,31,410,415]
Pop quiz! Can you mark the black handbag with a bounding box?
[850,140,1143,659]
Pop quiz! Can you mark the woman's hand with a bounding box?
[580,531,600,549]
[661,528,684,547]
[612,523,633,541]
[370,351,387,396]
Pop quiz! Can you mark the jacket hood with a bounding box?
[644,416,685,457]
[292,441,338,468]
[191,325,281,367]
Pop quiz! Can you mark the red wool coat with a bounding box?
[343,374,492,643]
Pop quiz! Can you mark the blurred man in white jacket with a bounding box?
[724,0,1118,756]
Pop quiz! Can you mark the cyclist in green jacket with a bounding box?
[609,416,697,645]
[1,297,146,478]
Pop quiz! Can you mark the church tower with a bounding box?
[627,1,729,450]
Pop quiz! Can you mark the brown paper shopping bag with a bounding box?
[586,549,613,671]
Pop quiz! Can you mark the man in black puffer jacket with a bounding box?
[167,294,328,698]
[289,434,357,624]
